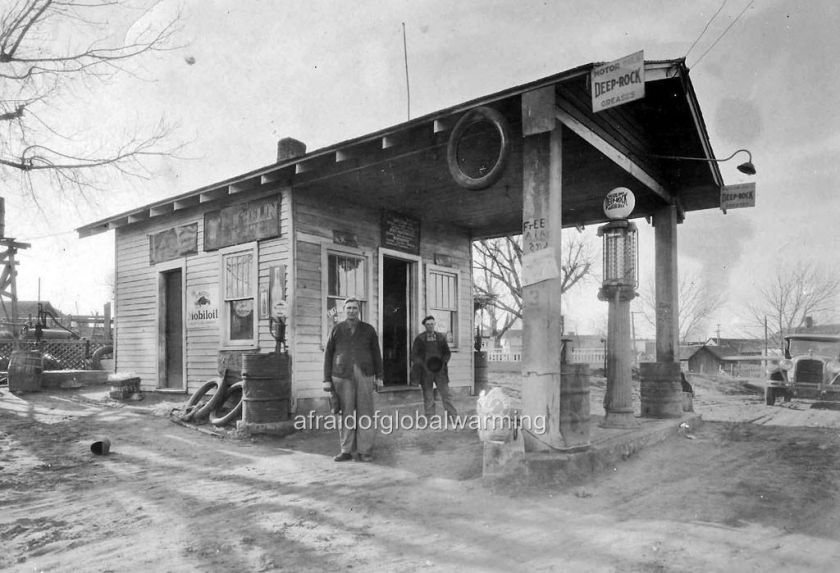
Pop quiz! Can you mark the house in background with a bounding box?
[682,337,767,377]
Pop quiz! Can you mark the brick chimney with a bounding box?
[277,138,306,162]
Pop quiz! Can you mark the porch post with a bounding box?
[653,204,679,361]
[520,87,564,451]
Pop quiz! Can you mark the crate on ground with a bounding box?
[109,375,141,399]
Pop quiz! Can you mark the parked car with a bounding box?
[765,334,840,405]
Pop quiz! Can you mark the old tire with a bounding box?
[765,387,776,406]
[446,106,511,190]
[209,381,244,426]
[91,345,113,369]
[183,378,226,422]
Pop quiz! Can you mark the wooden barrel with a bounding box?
[474,351,488,395]
[639,362,683,418]
[242,353,291,424]
[559,363,591,451]
[8,349,44,393]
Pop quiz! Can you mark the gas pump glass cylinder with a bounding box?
[601,222,638,288]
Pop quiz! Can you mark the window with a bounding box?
[221,245,257,346]
[427,267,458,347]
[325,250,368,339]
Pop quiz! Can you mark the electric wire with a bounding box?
[684,0,729,61]
[691,0,754,69]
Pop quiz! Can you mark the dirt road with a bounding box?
[1,375,839,572]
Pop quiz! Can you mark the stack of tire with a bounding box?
[181,378,244,426]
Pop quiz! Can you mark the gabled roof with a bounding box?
[78,58,724,241]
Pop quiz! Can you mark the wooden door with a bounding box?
[162,269,184,389]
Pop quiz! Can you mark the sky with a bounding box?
[6,0,840,340]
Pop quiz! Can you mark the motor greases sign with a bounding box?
[187,289,219,329]
[603,187,636,219]
[720,182,756,211]
[591,51,645,112]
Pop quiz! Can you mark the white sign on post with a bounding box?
[591,50,645,112]
[720,182,756,212]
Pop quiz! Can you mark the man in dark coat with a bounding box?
[410,315,458,422]
[324,298,383,462]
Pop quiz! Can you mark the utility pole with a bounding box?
[0,197,32,345]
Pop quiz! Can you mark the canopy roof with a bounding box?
[78,58,723,240]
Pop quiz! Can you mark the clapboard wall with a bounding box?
[113,187,291,393]
[291,190,474,403]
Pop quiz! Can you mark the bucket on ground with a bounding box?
[242,352,291,424]
[559,363,591,451]
[90,438,111,455]
[8,349,44,393]
[639,362,684,418]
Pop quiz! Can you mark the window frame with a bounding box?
[321,243,372,347]
[219,242,259,349]
[425,264,460,349]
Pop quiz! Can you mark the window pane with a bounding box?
[229,299,253,340]
[224,252,253,299]
[429,270,457,346]
[328,254,366,298]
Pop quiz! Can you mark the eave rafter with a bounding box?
[555,95,673,205]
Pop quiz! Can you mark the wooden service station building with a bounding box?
[78,57,725,433]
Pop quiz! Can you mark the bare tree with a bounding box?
[638,269,726,344]
[0,0,181,206]
[746,261,840,350]
[473,231,594,343]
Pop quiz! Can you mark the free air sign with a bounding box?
[591,50,645,112]
[720,182,756,212]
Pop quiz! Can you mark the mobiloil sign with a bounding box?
[187,289,219,329]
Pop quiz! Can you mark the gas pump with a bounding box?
[269,299,288,354]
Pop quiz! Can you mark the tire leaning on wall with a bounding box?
[209,381,244,426]
[182,378,227,422]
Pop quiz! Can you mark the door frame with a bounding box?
[156,260,187,391]
[378,248,422,384]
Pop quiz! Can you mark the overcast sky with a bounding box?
[8,0,839,339]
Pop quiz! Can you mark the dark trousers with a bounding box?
[420,372,457,420]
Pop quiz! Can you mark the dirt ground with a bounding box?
[2,373,840,572]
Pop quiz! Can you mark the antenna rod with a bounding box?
[402,22,411,120]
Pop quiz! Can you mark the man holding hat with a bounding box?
[410,315,458,422]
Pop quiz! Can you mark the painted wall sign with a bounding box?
[434,253,454,267]
[523,217,548,252]
[381,210,420,254]
[186,288,219,329]
[204,195,280,251]
[333,230,359,248]
[149,223,198,265]
[720,182,756,212]
[591,50,645,112]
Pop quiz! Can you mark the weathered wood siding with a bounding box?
[291,191,473,401]
[113,188,291,394]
